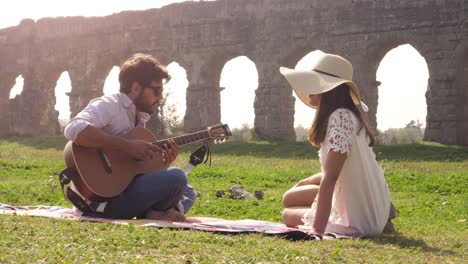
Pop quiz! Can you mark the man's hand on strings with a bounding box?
[124,139,160,161]
[161,139,178,167]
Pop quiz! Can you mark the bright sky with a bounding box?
[2,1,429,131]
[0,0,198,29]
[376,45,429,130]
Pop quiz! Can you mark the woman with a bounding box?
[279,50,395,237]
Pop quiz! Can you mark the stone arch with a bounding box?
[10,66,64,135]
[182,51,242,132]
[374,37,462,145]
[68,60,118,118]
[360,37,432,132]
[369,40,431,84]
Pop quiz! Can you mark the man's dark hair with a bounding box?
[119,53,171,93]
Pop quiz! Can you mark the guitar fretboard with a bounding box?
[153,130,211,147]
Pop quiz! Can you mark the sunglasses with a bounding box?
[145,85,163,96]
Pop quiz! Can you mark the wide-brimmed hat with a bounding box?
[279,50,368,112]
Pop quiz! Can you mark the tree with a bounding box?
[380,120,425,145]
[231,123,254,141]
[405,120,423,130]
[148,90,184,138]
[294,125,308,141]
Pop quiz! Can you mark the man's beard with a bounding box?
[135,95,157,114]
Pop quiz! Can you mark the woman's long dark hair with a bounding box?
[307,84,375,147]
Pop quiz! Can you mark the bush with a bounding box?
[148,91,184,138]
[230,123,254,141]
[379,120,425,144]
[295,125,309,142]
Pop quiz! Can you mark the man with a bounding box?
[64,53,195,221]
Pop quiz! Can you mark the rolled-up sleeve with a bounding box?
[64,98,115,142]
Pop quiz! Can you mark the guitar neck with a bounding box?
[153,130,211,147]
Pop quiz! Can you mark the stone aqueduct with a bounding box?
[0,0,467,145]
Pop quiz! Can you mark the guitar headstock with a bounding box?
[207,124,232,144]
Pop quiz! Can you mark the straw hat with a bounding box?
[279,50,368,112]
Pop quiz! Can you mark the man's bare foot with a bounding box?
[145,208,186,222]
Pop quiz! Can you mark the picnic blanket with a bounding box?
[0,203,351,241]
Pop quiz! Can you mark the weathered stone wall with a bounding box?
[0,0,467,144]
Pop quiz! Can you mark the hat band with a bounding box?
[313,69,341,79]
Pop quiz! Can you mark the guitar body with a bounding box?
[64,127,164,202]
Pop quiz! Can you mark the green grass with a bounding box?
[0,137,467,263]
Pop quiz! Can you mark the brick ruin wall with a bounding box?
[0,0,467,145]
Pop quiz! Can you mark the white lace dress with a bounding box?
[302,108,390,237]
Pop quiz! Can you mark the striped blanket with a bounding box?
[0,203,351,241]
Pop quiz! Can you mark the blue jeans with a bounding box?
[84,167,196,219]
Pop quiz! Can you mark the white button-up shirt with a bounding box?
[64,93,150,141]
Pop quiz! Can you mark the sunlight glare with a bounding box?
[54,72,72,126]
[9,75,24,99]
[103,66,120,96]
[220,56,258,129]
[376,44,429,130]
[165,62,188,123]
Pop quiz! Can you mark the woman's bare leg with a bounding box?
[282,184,320,208]
[281,173,322,227]
[282,206,310,227]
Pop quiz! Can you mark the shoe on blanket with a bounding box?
[383,219,396,233]
[389,202,397,219]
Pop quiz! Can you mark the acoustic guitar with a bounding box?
[64,124,231,202]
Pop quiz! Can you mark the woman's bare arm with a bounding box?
[295,172,323,187]
[311,150,347,234]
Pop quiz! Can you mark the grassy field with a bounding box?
[0,137,466,263]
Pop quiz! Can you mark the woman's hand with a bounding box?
[294,173,322,187]
[306,227,323,239]
[310,226,325,236]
